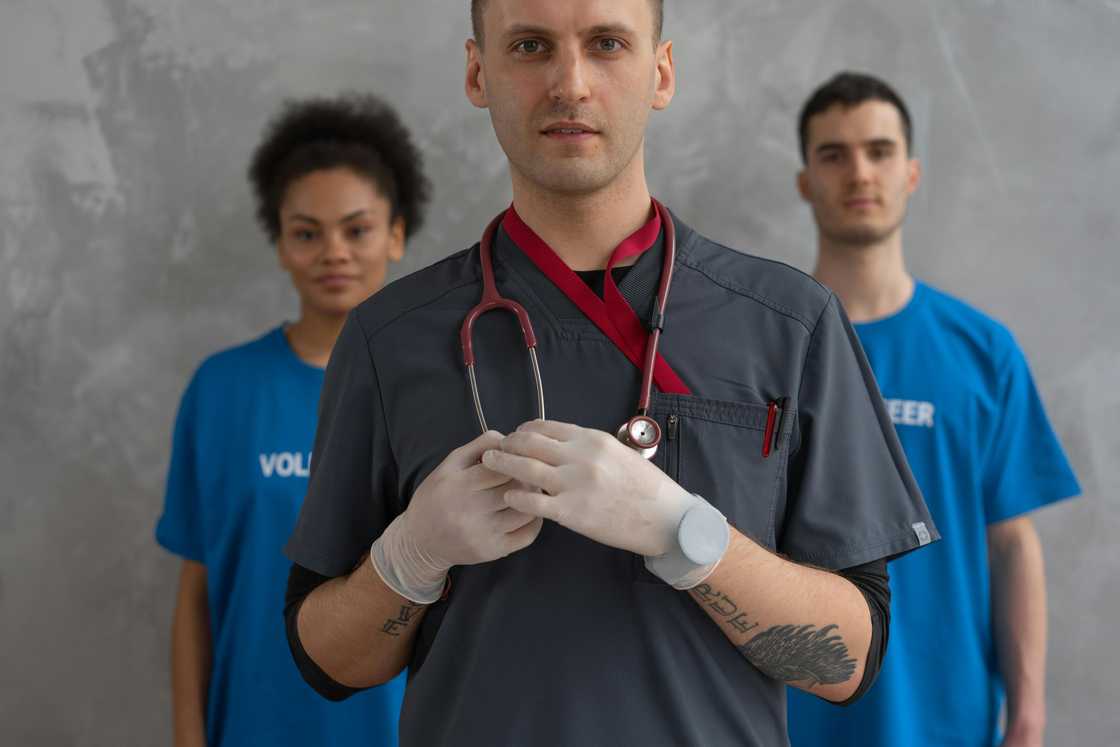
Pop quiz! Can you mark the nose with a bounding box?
[849,151,874,185]
[549,46,591,106]
[321,230,351,264]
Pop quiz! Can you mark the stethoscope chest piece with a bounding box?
[617,415,661,460]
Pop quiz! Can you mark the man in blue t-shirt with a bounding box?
[786,72,1081,747]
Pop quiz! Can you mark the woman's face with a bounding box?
[276,167,405,318]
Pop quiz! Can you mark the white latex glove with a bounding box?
[371,430,543,604]
[482,420,699,558]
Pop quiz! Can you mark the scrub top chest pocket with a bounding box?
[637,393,791,583]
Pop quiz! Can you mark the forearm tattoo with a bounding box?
[380,602,424,637]
[737,624,857,686]
[690,583,857,687]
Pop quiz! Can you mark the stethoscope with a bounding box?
[459,199,677,460]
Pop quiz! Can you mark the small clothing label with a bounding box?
[912,522,932,546]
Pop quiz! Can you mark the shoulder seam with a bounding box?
[352,312,403,512]
[357,249,479,340]
[795,292,837,407]
[364,278,479,340]
[677,249,819,334]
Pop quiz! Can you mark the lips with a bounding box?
[316,274,357,288]
[844,197,879,209]
[541,121,599,137]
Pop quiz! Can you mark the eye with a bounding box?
[347,225,372,240]
[293,229,317,242]
[513,38,546,55]
[595,37,624,53]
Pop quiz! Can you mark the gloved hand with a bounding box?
[370,430,544,604]
[483,420,701,558]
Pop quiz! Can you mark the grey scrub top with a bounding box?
[285,210,938,747]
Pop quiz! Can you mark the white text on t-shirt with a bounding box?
[259,452,312,478]
[884,399,935,428]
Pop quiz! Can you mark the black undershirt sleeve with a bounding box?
[834,557,891,705]
[284,562,367,702]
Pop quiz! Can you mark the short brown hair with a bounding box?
[797,72,913,164]
[470,0,664,47]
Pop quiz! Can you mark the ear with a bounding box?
[387,216,406,262]
[906,157,922,195]
[796,170,811,202]
[651,40,675,111]
[465,39,488,109]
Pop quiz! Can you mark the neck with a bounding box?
[813,230,914,323]
[509,148,652,271]
[284,309,346,368]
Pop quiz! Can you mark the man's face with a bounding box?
[466,0,673,197]
[798,101,920,247]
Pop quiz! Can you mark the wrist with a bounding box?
[650,484,701,555]
[1005,708,1046,740]
[369,512,449,604]
[644,493,729,590]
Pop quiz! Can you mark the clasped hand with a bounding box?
[482,419,694,557]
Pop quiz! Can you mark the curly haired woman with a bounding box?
[156,93,430,747]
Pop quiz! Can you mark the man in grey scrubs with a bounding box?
[283,2,938,745]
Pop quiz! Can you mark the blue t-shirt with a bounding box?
[156,327,405,747]
[788,282,1080,747]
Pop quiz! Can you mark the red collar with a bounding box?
[502,204,690,395]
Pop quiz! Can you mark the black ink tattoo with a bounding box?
[692,583,854,686]
[690,583,752,623]
[737,624,856,687]
[691,585,761,635]
[691,584,720,605]
[380,603,424,637]
[725,612,758,636]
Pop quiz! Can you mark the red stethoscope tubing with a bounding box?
[459,199,676,452]
[636,200,676,415]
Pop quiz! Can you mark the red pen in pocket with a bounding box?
[762,398,788,458]
[762,401,778,458]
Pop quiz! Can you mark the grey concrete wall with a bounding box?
[1,1,1116,744]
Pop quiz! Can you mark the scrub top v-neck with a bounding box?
[286,208,938,747]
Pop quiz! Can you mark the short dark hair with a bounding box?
[797,72,913,164]
[248,93,431,242]
[470,0,664,47]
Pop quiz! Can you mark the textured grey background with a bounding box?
[1,1,1117,744]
